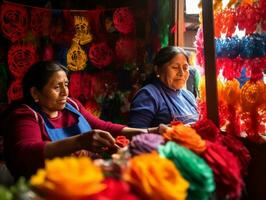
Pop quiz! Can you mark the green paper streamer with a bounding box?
[158,0,170,47]
[159,141,215,200]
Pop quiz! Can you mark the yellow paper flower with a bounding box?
[124,153,189,200]
[30,157,105,198]
[163,124,206,154]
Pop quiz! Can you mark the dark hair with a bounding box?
[23,61,68,103]
[153,46,189,68]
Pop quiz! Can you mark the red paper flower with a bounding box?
[89,42,113,68]
[7,80,23,103]
[115,38,136,62]
[202,141,244,199]
[31,8,51,36]
[90,178,139,200]
[191,118,220,142]
[217,134,251,176]
[8,43,38,78]
[0,3,28,42]
[113,8,135,34]
[115,136,129,147]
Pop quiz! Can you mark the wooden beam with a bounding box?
[177,0,184,46]
[202,0,219,126]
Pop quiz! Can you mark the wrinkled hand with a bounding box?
[81,129,117,152]
[158,124,170,135]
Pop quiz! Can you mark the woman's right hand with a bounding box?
[79,129,117,152]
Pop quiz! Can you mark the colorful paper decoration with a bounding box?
[74,16,93,45]
[113,8,135,34]
[89,42,113,68]
[115,38,136,62]
[67,42,87,71]
[8,43,38,78]
[1,3,28,42]
[240,80,265,112]
[31,8,51,36]
[7,80,23,103]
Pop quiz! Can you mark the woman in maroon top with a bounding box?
[3,61,165,179]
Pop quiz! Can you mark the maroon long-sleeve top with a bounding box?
[4,98,125,178]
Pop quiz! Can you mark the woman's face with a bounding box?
[35,70,69,117]
[158,53,189,90]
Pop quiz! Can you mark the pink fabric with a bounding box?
[3,98,125,178]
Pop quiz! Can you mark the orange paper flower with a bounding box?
[223,78,240,106]
[163,124,206,154]
[240,80,266,112]
[30,157,105,199]
[124,153,189,200]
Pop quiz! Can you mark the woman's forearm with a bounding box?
[44,134,83,159]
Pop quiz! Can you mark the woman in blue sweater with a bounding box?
[129,46,198,128]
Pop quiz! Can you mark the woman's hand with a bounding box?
[80,129,117,152]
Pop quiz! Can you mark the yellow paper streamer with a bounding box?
[67,41,87,71]
[74,16,93,45]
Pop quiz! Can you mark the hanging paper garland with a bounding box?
[113,8,135,34]
[0,3,28,42]
[31,8,51,36]
[74,16,93,45]
[89,42,113,68]
[67,42,87,71]
[8,43,38,78]
[115,38,136,63]
[7,80,23,103]
[236,3,260,35]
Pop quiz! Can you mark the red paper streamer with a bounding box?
[7,80,23,103]
[8,43,38,78]
[89,42,113,68]
[0,3,28,42]
[113,8,135,34]
[31,8,51,36]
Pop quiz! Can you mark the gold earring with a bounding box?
[34,99,39,102]
[156,74,160,78]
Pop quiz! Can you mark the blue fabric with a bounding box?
[129,80,198,128]
[38,103,92,141]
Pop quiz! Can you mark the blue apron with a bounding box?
[34,102,92,141]
[155,82,199,124]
